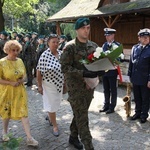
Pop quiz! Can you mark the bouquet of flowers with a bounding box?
[80,44,123,89]
[79,44,123,71]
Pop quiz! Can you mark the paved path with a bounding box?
[0,81,150,150]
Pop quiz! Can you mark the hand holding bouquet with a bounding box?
[80,44,123,89]
[80,44,123,71]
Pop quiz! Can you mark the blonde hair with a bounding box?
[3,40,22,54]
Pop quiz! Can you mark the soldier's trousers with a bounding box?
[24,59,34,84]
[69,89,94,150]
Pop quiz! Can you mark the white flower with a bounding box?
[96,47,103,53]
[104,50,111,55]
[93,47,103,58]
[119,53,124,59]
[112,44,119,50]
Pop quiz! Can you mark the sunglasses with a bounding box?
[48,34,58,40]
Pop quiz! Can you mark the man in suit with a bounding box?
[99,28,120,114]
[128,28,150,123]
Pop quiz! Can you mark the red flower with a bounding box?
[87,53,94,62]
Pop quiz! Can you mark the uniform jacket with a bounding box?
[23,41,34,61]
[0,39,8,59]
[60,38,98,93]
[128,43,150,85]
[102,41,120,76]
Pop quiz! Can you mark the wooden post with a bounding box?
[56,22,61,35]
[101,14,121,28]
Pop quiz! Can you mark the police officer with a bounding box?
[128,28,150,123]
[99,28,120,114]
[60,18,99,150]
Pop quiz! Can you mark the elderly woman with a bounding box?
[0,40,38,146]
[36,34,64,137]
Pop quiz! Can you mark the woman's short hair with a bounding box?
[3,40,22,54]
[47,34,58,42]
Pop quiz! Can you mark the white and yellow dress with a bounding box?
[0,57,28,120]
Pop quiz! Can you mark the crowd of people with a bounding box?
[0,17,150,150]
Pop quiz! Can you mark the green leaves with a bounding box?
[3,0,39,18]
[107,44,123,62]
[0,133,22,150]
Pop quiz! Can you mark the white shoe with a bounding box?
[2,133,10,142]
[27,137,38,146]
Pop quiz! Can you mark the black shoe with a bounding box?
[69,136,83,150]
[130,114,140,120]
[99,107,109,113]
[45,116,53,126]
[25,82,32,86]
[27,83,32,86]
[24,82,28,85]
[106,109,114,114]
[140,118,147,123]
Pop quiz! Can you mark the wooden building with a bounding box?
[47,0,150,61]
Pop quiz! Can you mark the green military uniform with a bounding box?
[60,37,98,150]
[30,36,38,77]
[0,31,8,59]
[22,40,34,86]
[0,39,8,59]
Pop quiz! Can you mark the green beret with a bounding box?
[75,18,90,30]
[17,34,23,39]
[60,35,67,40]
[1,31,8,36]
[32,32,38,35]
[38,35,45,39]
[25,34,31,38]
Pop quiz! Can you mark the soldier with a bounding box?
[12,31,18,40]
[22,34,34,86]
[36,35,46,65]
[60,18,99,150]
[128,28,150,123]
[99,28,121,114]
[30,32,38,77]
[0,31,8,59]
[58,35,67,50]
[16,34,25,60]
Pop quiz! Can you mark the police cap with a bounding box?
[104,28,116,36]
[138,28,150,36]
[75,18,90,30]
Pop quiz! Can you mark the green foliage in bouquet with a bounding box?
[0,133,22,150]
[79,44,123,65]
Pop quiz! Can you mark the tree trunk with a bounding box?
[0,0,4,31]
